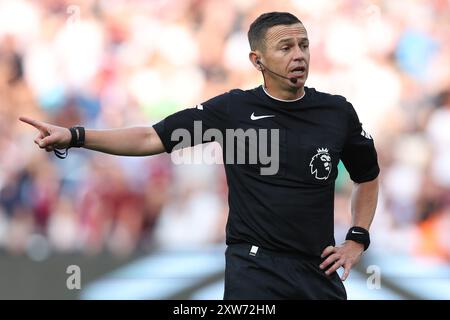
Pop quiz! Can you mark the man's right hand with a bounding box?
[19,116,72,152]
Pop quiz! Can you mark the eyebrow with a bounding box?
[277,37,309,45]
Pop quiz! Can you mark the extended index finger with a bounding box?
[19,116,46,131]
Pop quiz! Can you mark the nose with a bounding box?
[292,44,305,62]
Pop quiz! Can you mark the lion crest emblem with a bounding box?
[310,148,332,180]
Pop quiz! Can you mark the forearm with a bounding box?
[350,177,379,230]
[83,126,165,156]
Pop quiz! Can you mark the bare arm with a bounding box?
[350,177,379,230]
[19,116,166,156]
[83,127,165,156]
[320,176,379,281]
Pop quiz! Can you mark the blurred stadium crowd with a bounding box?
[0,0,449,261]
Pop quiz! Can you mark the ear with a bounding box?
[249,51,263,71]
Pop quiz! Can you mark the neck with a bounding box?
[263,85,305,102]
[264,82,305,101]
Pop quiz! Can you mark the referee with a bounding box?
[20,12,379,300]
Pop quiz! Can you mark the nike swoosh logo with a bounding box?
[351,230,365,234]
[250,112,275,120]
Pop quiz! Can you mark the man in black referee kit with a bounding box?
[20,12,379,300]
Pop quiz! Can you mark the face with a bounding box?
[258,23,310,89]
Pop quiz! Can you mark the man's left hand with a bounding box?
[319,241,364,281]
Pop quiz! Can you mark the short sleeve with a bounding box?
[152,93,230,153]
[340,103,380,183]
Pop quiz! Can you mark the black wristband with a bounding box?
[54,126,84,159]
[77,126,85,146]
[69,126,85,148]
[345,226,370,251]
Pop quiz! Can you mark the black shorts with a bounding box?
[223,243,347,300]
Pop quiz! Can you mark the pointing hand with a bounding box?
[19,116,72,152]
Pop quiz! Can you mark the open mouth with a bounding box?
[290,66,306,77]
[290,66,306,73]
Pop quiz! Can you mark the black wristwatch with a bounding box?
[345,226,370,251]
[69,126,85,148]
[54,126,85,159]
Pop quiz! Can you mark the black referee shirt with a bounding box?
[153,86,380,257]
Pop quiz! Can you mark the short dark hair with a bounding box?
[248,12,302,51]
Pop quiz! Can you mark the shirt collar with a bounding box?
[262,86,306,102]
